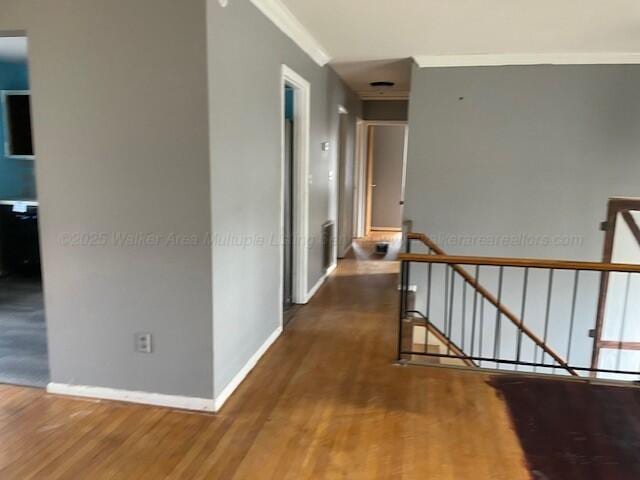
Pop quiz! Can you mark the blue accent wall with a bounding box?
[0,60,35,200]
[284,86,294,120]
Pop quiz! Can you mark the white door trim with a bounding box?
[280,65,311,320]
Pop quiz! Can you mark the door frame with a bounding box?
[591,197,640,373]
[335,105,350,259]
[280,65,310,324]
[354,120,408,236]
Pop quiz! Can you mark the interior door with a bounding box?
[283,118,294,315]
[594,199,640,379]
[370,125,406,230]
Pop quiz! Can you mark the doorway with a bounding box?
[593,197,640,379]
[0,35,49,387]
[281,66,310,326]
[356,122,408,236]
[283,86,295,316]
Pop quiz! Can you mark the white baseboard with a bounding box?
[339,242,352,258]
[397,284,418,293]
[304,262,337,303]
[213,325,283,411]
[46,383,215,412]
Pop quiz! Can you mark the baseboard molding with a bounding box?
[304,262,337,303]
[47,383,215,412]
[214,325,283,411]
[397,284,418,293]
[339,243,352,259]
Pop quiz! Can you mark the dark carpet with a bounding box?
[490,376,640,480]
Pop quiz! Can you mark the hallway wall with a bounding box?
[207,0,361,399]
[0,0,214,399]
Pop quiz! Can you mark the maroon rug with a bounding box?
[490,376,640,480]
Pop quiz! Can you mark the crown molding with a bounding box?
[250,0,330,67]
[414,53,640,68]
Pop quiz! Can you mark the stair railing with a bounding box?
[398,232,640,380]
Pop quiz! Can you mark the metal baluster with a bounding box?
[461,279,467,352]
[444,265,449,347]
[515,267,529,370]
[479,296,485,368]
[566,270,580,368]
[470,265,480,359]
[425,249,433,352]
[615,272,632,372]
[446,267,456,356]
[493,267,504,366]
[536,269,554,373]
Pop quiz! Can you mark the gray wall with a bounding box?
[1,0,214,397]
[405,64,640,373]
[363,100,408,121]
[337,113,354,256]
[207,0,360,397]
[406,64,640,260]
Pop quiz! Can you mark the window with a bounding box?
[2,90,34,159]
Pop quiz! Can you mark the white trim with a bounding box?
[414,53,640,68]
[397,284,418,293]
[304,262,336,303]
[353,119,367,238]
[400,124,409,217]
[340,242,352,259]
[251,0,330,67]
[46,383,215,412]
[281,65,311,308]
[214,326,282,411]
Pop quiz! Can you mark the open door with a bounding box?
[593,198,640,380]
[365,124,408,234]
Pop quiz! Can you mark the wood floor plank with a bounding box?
[0,234,530,479]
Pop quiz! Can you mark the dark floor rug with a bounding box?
[490,376,640,480]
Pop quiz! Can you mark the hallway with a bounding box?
[0,236,528,479]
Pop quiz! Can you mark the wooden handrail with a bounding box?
[399,253,640,274]
[405,232,579,376]
[406,232,640,273]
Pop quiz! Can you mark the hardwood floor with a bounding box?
[0,235,529,479]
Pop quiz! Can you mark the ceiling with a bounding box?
[279,0,640,97]
[331,59,412,100]
[0,37,28,62]
[281,0,640,61]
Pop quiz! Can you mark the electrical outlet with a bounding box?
[135,333,152,353]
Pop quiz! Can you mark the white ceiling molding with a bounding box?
[251,0,331,67]
[414,53,640,68]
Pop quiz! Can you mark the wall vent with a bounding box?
[322,221,335,272]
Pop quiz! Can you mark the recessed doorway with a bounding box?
[281,65,310,327]
[0,34,49,387]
